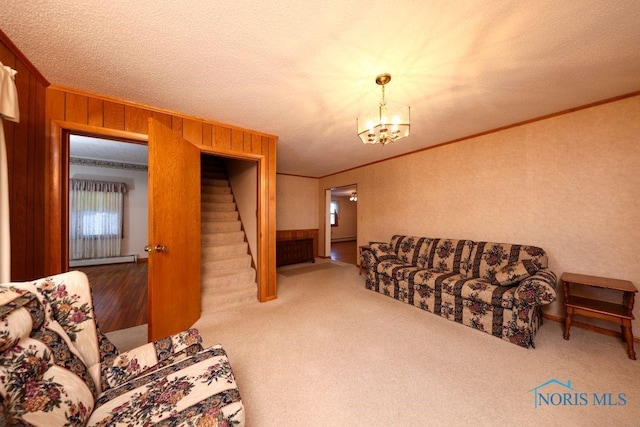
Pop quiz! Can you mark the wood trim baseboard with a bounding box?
[543,313,640,343]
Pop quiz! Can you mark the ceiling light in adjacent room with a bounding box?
[357,73,410,145]
[350,192,357,202]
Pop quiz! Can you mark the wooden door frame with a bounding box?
[198,145,269,301]
[47,120,147,275]
[47,120,273,302]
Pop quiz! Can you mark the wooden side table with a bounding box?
[561,272,637,360]
[358,245,371,275]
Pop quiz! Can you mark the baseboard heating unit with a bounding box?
[69,254,137,267]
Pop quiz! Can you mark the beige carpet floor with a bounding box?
[106,260,640,426]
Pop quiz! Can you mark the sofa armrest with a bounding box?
[360,242,399,272]
[360,249,376,271]
[101,328,203,389]
[153,327,204,362]
[514,270,558,306]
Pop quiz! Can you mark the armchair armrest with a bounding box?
[360,242,398,273]
[514,270,558,306]
[101,328,203,390]
[360,250,376,271]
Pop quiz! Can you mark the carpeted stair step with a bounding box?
[202,254,252,273]
[202,267,256,288]
[201,170,227,180]
[201,220,241,233]
[202,201,236,212]
[202,211,238,222]
[202,230,245,246]
[201,283,257,313]
[201,185,231,195]
[202,178,229,188]
[202,193,234,203]
[202,242,248,257]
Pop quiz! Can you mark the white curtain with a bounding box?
[0,62,19,283]
[69,179,127,260]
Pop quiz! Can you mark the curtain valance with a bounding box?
[70,179,127,193]
[0,61,19,122]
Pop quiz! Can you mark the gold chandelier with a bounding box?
[357,73,410,145]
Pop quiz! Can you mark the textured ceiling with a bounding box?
[4,1,640,177]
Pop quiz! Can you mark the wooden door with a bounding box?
[147,119,201,341]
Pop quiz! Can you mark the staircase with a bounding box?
[200,157,257,313]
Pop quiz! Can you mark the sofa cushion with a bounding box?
[494,260,541,286]
[414,239,437,269]
[457,278,516,309]
[31,272,119,394]
[0,288,96,426]
[408,270,464,289]
[389,235,435,266]
[422,239,474,273]
[370,242,397,261]
[88,345,245,426]
[466,242,547,282]
[376,258,413,279]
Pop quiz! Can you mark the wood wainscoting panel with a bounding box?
[88,98,104,127]
[182,118,203,145]
[65,92,88,124]
[1,30,48,281]
[124,105,152,134]
[231,129,244,152]
[213,125,231,149]
[152,111,173,129]
[276,229,319,258]
[104,101,125,130]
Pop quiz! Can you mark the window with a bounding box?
[80,211,121,237]
[330,200,339,227]
[69,179,127,259]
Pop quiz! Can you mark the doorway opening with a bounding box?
[52,119,276,338]
[68,134,149,332]
[200,153,259,313]
[328,184,358,265]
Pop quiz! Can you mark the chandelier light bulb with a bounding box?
[357,73,410,145]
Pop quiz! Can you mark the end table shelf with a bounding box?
[561,272,637,360]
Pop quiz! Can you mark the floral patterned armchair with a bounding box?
[0,271,245,426]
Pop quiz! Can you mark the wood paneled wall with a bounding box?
[45,85,278,302]
[276,229,319,258]
[46,86,272,153]
[0,29,48,281]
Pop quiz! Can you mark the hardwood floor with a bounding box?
[330,240,358,265]
[80,262,147,333]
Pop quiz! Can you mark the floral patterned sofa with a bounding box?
[360,235,557,348]
[0,271,245,426]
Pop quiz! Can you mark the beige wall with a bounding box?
[318,95,640,334]
[226,159,258,262]
[276,174,319,230]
